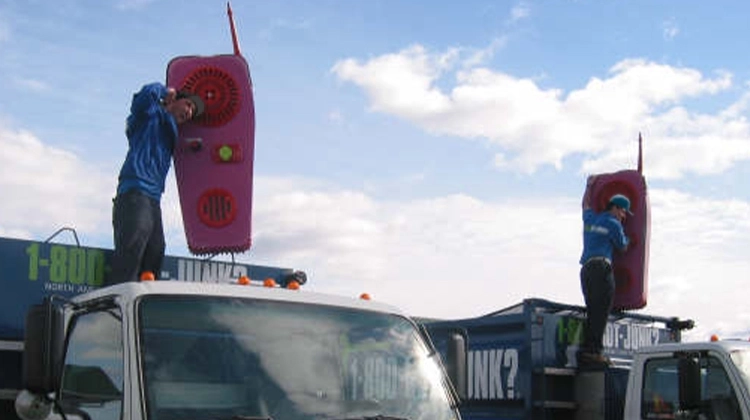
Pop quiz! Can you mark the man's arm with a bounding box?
[612,221,629,251]
[130,83,169,116]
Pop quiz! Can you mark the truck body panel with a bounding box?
[0,236,294,339]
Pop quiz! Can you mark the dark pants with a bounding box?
[580,259,614,354]
[110,189,165,284]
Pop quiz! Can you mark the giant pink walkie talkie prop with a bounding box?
[585,134,650,310]
[167,3,254,255]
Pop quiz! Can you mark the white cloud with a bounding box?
[462,37,508,69]
[259,17,314,40]
[327,109,343,124]
[646,189,750,340]
[115,0,155,11]
[13,77,50,93]
[509,3,531,23]
[663,17,679,41]
[0,125,113,238]
[332,45,458,118]
[332,48,748,178]
[269,18,313,31]
[244,181,583,314]
[0,16,9,44]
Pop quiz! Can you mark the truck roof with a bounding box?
[637,339,750,355]
[72,280,404,316]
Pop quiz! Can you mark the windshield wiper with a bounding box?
[338,416,409,420]
[228,416,273,420]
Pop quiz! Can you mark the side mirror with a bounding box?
[22,298,65,394]
[678,355,702,411]
[445,330,467,400]
[15,390,52,420]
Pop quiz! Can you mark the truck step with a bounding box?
[540,367,576,376]
[534,400,577,409]
[532,366,577,413]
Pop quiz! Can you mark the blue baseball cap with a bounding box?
[609,194,634,215]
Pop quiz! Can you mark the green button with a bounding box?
[219,145,233,161]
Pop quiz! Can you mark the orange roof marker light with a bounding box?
[282,270,307,287]
[286,280,300,290]
[359,293,371,301]
[711,334,720,342]
[140,271,156,281]
[238,275,251,285]
[263,278,277,288]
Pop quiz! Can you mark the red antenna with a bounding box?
[637,132,643,174]
[227,2,242,56]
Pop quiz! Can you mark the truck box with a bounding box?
[422,298,693,420]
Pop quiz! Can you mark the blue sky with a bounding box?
[1,0,749,341]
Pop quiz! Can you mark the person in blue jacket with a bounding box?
[577,178,631,367]
[110,82,205,284]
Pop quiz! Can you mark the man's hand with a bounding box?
[163,87,177,105]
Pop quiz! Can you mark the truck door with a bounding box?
[57,306,124,420]
[641,353,742,419]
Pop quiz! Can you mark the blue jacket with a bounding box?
[116,83,178,201]
[579,209,629,264]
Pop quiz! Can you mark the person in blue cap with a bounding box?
[110,83,205,284]
[577,178,632,367]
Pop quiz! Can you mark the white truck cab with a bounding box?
[16,281,461,420]
[624,340,750,420]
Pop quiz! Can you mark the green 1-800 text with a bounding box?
[26,243,106,286]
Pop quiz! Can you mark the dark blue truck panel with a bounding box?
[422,298,689,420]
[0,236,295,340]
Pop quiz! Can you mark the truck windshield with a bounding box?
[138,295,458,420]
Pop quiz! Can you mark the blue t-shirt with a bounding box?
[116,83,178,201]
[579,209,629,264]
